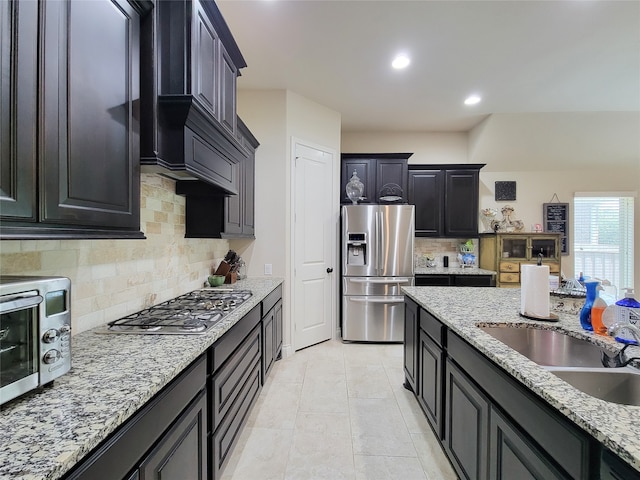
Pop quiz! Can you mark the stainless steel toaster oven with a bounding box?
[0,276,71,405]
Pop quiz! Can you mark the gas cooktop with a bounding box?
[104,289,252,335]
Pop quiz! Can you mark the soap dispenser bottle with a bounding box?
[612,288,640,344]
[590,285,608,335]
[579,280,599,331]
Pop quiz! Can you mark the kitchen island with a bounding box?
[403,286,640,478]
[0,277,283,480]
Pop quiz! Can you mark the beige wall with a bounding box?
[0,174,229,335]
[479,170,639,288]
[342,130,640,289]
[342,131,468,165]
[229,90,288,279]
[233,89,341,353]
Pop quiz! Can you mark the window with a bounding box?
[574,193,635,294]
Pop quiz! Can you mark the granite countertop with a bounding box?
[403,286,640,472]
[0,277,283,480]
[414,266,496,276]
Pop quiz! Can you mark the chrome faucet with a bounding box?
[608,323,640,344]
[601,323,640,367]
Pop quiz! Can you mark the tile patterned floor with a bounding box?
[221,339,458,480]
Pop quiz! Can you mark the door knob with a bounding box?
[327,267,333,273]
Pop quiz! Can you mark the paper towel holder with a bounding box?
[519,311,559,322]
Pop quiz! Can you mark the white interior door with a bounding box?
[293,141,336,350]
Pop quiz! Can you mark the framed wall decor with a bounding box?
[543,202,569,255]
[495,181,516,201]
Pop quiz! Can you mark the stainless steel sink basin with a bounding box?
[550,369,640,406]
[479,326,605,367]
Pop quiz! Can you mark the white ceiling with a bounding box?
[217,0,640,133]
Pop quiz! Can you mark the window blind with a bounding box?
[573,195,634,293]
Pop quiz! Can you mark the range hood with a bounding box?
[140,0,248,195]
[147,93,248,196]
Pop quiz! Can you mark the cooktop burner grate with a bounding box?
[105,289,252,335]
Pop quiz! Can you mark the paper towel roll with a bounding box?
[521,264,550,317]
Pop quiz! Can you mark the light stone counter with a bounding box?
[414,266,496,276]
[403,286,640,473]
[0,277,283,480]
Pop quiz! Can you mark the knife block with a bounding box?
[225,272,237,284]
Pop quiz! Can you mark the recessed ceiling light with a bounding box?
[392,54,411,70]
[464,95,482,105]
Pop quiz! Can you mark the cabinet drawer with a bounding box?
[419,308,445,347]
[415,275,452,286]
[211,324,262,431]
[499,261,519,272]
[262,284,282,316]
[211,361,261,479]
[210,304,261,373]
[499,272,520,284]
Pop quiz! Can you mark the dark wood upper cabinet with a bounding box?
[41,0,143,231]
[408,169,444,236]
[222,118,257,238]
[408,164,484,238]
[176,117,258,239]
[0,0,38,222]
[1,0,147,239]
[141,0,247,195]
[444,169,480,237]
[341,153,411,204]
[340,157,376,204]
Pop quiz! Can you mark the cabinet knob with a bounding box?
[326,268,333,273]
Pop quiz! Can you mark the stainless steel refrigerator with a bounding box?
[341,204,415,342]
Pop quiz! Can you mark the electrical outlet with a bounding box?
[264,264,272,275]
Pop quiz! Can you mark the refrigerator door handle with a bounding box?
[348,278,411,284]
[348,296,405,304]
[377,209,383,274]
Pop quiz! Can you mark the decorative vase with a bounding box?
[480,208,497,233]
[345,171,364,204]
[579,280,599,331]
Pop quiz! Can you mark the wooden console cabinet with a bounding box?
[479,233,561,287]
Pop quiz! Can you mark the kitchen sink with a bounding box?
[478,326,605,367]
[549,368,640,406]
[479,325,640,405]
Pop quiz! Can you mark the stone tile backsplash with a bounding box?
[0,173,229,335]
[414,237,478,267]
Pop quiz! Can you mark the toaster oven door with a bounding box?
[0,292,41,405]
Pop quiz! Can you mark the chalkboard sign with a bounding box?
[543,203,569,255]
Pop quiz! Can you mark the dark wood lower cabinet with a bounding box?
[418,330,443,439]
[63,357,207,480]
[64,285,283,480]
[403,298,419,392]
[401,299,639,480]
[274,301,283,359]
[489,407,565,480]
[211,324,262,431]
[139,390,208,480]
[415,274,495,287]
[444,359,489,480]
[211,364,261,479]
[601,449,640,479]
[261,285,283,382]
[263,306,276,378]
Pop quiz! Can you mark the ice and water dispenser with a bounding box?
[346,233,367,266]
